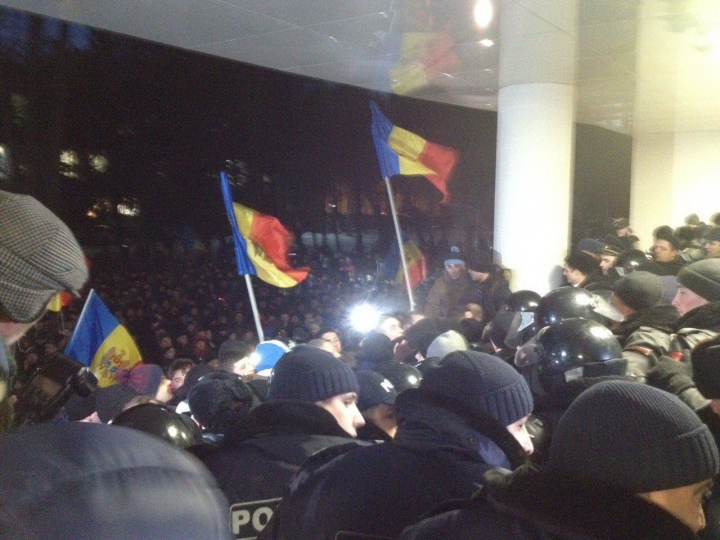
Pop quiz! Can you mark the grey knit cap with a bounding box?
[420,351,533,427]
[676,259,720,301]
[0,190,88,322]
[613,271,663,311]
[549,380,719,493]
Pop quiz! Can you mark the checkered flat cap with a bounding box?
[0,190,88,322]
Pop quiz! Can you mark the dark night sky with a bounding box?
[0,6,630,246]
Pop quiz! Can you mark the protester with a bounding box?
[401,381,718,539]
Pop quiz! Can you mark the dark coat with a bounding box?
[199,400,362,540]
[401,467,701,540]
[425,272,473,319]
[468,273,511,323]
[258,389,527,540]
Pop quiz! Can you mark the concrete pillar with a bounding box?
[493,0,578,293]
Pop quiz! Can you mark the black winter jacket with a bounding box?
[258,389,527,540]
[401,467,701,540]
[200,400,363,540]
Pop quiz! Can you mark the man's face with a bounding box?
[640,479,713,533]
[706,240,720,257]
[365,403,397,438]
[445,263,465,280]
[316,392,365,437]
[321,332,342,355]
[506,415,534,456]
[170,368,190,391]
[378,317,403,341]
[563,265,584,286]
[599,255,616,274]
[154,377,174,403]
[654,240,678,263]
[233,356,256,377]
[672,285,708,316]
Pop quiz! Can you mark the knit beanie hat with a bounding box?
[613,271,663,311]
[420,351,533,427]
[356,332,394,367]
[356,371,397,412]
[548,380,719,493]
[188,372,253,435]
[426,330,468,359]
[676,259,720,301]
[119,364,164,397]
[692,334,720,399]
[404,319,441,358]
[267,346,359,403]
[444,246,464,266]
[703,227,720,242]
[0,190,88,323]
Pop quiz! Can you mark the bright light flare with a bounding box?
[474,0,493,28]
[349,303,381,334]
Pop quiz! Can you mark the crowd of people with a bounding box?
[2,187,720,540]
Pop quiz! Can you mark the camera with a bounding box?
[13,353,98,427]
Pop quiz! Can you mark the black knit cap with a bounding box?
[692,334,720,399]
[677,259,720,301]
[549,380,719,493]
[420,351,533,427]
[188,372,253,435]
[267,346,359,403]
[613,271,663,311]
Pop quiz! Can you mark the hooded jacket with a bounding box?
[258,389,526,540]
[401,467,701,540]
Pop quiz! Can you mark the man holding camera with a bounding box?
[0,190,88,414]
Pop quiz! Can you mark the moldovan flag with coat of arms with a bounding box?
[221,172,309,287]
[370,101,458,203]
[64,289,142,388]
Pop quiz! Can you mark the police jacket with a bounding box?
[526,376,630,466]
[401,466,700,540]
[259,389,527,540]
[200,400,362,540]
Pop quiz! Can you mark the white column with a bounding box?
[493,0,578,294]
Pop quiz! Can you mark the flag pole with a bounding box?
[244,274,265,342]
[384,177,416,310]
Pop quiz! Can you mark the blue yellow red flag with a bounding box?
[64,289,142,388]
[221,172,309,287]
[370,102,458,203]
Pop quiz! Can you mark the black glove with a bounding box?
[647,356,696,396]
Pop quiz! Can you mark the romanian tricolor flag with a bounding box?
[370,101,458,203]
[381,236,428,290]
[47,291,72,312]
[388,33,460,95]
[64,289,142,388]
[221,173,309,288]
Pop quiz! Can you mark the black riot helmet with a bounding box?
[515,318,625,395]
[373,361,422,392]
[111,404,203,449]
[504,290,542,313]
[617,249,649,274]
[535,287,605,328]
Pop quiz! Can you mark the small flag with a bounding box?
[370,101,458,203]
[381,236,427,290]
[221,173,309,288]
[47,291,72,312]
[64,290,142,388]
